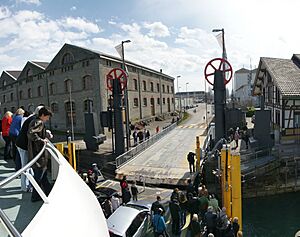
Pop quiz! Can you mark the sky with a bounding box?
[1,0,300,92]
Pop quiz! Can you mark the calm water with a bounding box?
[243,191,300,237]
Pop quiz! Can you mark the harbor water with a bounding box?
[243,191,300,237]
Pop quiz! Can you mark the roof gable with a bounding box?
[0,70,21,88]
[46,43,100,70]
[18,61,46,80]
[254,57,300,97]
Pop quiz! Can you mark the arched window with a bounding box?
[83,99,93,112]
[133,98,139,107]
[28,104,34,113]
[10,92,13,101]
[51,102,59,113]
[19,90,23,100]
[150,82,154,92]
[28,88,32,98]
[61,53,74,65]
[82,75,92,90]
[26,68,33,77]
[37,86,43,97]
[167,86,170,93]
[133,79,138,90]
[143,81,147,91]
[65,101,76,126]
[162,85,165,93]
[64,79,72,93]
[49,82,55,95]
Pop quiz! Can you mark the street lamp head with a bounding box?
[177,75,181,79]
[212,28,224,33]
[122,40,131,44]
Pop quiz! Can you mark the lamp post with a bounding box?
[121,40,131,151]
[176,75,181,114]
[185,82,189,110]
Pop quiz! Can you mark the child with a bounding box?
[131,181,138,201]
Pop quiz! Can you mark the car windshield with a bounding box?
[109,232,122,237]
[126,203,148,211]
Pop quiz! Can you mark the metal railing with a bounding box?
[0,141,62,237]
[116,122,177,168]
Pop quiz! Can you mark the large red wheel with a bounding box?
[106,68,128,92]
[204,58,233,86]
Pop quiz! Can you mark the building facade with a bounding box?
[253,55,300,143]
[233,68,258,107]
[0,43,175,133]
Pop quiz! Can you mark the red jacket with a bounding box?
[2,116,12,137]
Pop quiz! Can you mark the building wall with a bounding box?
[0,44,175,134]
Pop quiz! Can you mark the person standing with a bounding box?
[151,196,165,215]
[27,107,53,202]
[9,108,24,171]
[16,106,43,192]
[234,128,240,149]
[169,199,181,235]
[152,208,168,237]
[2,111,13,160]
[131,181,138,201]
[190,214,202,237]
[187,151,196,174]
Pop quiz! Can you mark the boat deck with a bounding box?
[0,158,41,236]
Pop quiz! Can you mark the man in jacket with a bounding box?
[27,107,53,202]
[187,151,196,174]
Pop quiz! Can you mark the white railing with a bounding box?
[0,141,109,237]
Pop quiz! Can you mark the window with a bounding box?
[163,98,165,104]
[28,88,32,98]
[49,83,55,95]
[84,99,93,112]
[162,85,165,93]
[82,75,92,90]
[133,79,138,90]
[10,92,13,101]
[172,98,174,104]
[26,68,33,77]
[143,98,147,106]
[150,82,154,92]
[143,80,147,91]
[51,103,59,113]
[157,98,160,105]
[171,86,173,93]
[11,107,15,113]
[19,90,23,100]
[64,79,72,93]
[65,101,76,126]
[2,95,6,103]
[157,83,160,92]
[62,53,74,65]
[167,86,170,93]
[37,86,43,97]
[106,60,112,67]
[3,80,6,87]
[133,98,139,107]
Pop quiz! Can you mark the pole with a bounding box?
[69,82,74,141]
[122,41,130,150]
[205,79,208,126]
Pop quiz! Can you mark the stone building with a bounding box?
[0,43,175,133]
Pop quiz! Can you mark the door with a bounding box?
[150,98,155,116]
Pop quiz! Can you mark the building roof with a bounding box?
[235,68,257,74]
[261,57,300,97]
[31,61,49,69]
[5,70,21,80]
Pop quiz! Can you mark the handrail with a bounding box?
[0,142,47,188]
[0,208,22,237]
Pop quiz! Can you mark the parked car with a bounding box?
[107,202,152,237]
[94,186,119,205]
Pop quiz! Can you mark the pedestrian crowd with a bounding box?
[150,174,243,237]
[1,105,54,202]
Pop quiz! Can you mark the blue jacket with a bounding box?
[9,115,23,137]
[152,214,166,233]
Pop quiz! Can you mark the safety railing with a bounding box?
[116,122,177,168]
[0,208,22,237]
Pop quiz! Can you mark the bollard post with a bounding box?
[231,150,242,230]
[55,143,64,155]
[221,144,232,218]
[68,142,77,171]
[196,136,201,172]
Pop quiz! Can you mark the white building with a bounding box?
[233,68,258,107]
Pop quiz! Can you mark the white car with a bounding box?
[107,202,152,237]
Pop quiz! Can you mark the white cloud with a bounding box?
[18,0,41,6]
[70,6,77,11]
[144,22,170,38]
[0,6,11,19]
[60,17,101,33]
